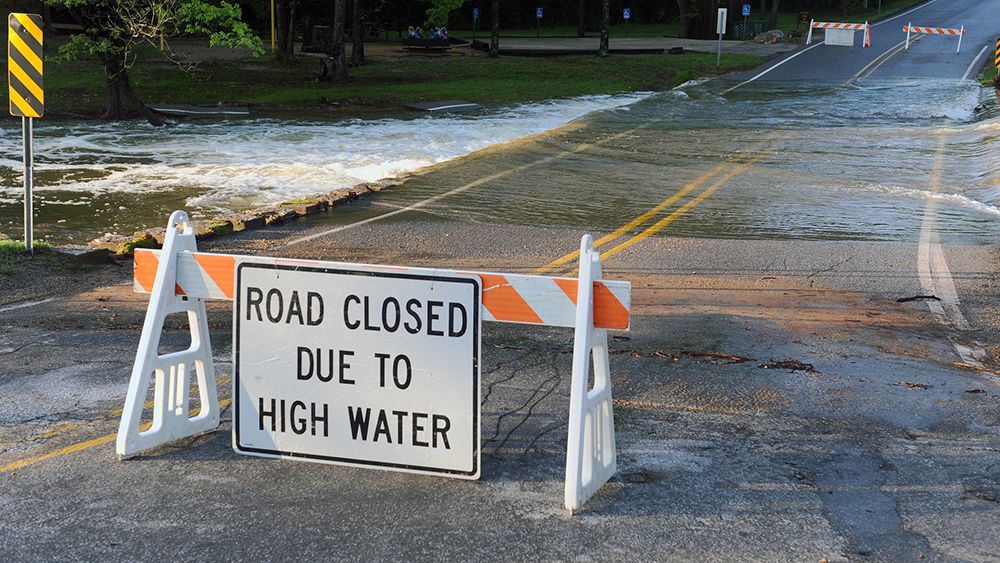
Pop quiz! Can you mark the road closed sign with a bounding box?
[233,263,481,478]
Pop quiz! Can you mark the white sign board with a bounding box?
[825,28,856,47]
[233,263,482,479]
[717,8,727,35]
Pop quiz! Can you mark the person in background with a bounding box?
[414,26,423,38]
[439,26,448,39]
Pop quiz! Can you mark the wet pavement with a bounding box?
[1,0,999,559]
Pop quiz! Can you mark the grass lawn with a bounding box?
[43,44,763,118]
[982,66,998,87]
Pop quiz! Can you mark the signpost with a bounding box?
[233,263,482,478]
[8,12,44,254]
[536,7,542,38]
[716,8,727,67]
[741,4,750,39]
[473,7,479,40]
[798,11,810,30]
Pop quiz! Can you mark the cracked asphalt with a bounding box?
[2,0,1000,557]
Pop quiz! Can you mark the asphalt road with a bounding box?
[726,0,997,83]
[2,1,999,559]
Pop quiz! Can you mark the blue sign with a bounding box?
[473,7,479,20]
[741,4,750,16]
[536,7,543,19]
[623,8,631,20]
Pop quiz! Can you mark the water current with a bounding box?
[0,79,997,246]
[0,93,649,243]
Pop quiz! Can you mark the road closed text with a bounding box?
[235,265,480,477]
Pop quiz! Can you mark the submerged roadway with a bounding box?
[2,0,999,559]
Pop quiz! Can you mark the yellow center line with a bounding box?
[596,153,769,263]
[534,162,731,275]
[0,390,232,473]
[846,36,921,85]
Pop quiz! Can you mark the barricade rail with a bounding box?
[118,211,631,512]
[806,19,871,48]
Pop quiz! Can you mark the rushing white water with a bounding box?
[0,93,650,213]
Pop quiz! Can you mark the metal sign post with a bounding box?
[8,13,45,254]
[717,8,727,67]
[473,8,479,40]
[623,8,630,35]
[536,7,542,38]
[22,117,33,254]
[742,4,750,39]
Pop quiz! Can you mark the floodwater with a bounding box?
[370,78,1000,246]
[0,93,649,244]
[1,80,998,246]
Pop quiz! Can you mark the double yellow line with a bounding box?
[845,35,921,85]
[536,136,781,276]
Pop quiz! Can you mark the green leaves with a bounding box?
[426,0,465,28]
[175,1,263,55]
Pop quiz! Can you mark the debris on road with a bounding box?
[896,295,941,303]
[758,360,816,373]
[895,381,932,390]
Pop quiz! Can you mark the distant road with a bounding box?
[727,0,998,84]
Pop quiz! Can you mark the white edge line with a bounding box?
[869,0,936,27]
[721,0,937,94]
[0,296,58,313]
[961,44,990,81]
[720,41,826,94]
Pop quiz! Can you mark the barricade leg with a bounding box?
[864,21,871,47]
[906,22,911,50]
[806,19,814,45]
[564,234,617,512]
[116,210,220,459]
[957,25,963,54]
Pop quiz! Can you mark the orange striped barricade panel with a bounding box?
[904,22,965,53]
[806,20,871,47]
[121,211,631,511]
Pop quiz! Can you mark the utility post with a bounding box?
[8,13,45,254]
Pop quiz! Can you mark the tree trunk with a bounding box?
[768,0,779,30]
[351,0,365,66]
[598,0,609,56]
[676,0,689,38]
[489,0,500,57]
[275,0,294,61]
[332,0,348,80]
[99,54,165,126]
[577,0,587,37]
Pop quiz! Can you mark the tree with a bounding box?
[577,0,586,37]
[331,0,348,80]
[275,0,296,61]
[489,0,499,57]
[768,0,779,30]
[51,0,261,125]
[598,0,609,56]
[351,0,365,66]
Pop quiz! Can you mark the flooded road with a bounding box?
[0,93,648,243]
[307,79,999,248]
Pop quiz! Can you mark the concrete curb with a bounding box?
[82,178,402,256]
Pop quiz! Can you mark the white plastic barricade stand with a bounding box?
[904,23,966,53]
[117,211,220,458]
[564,235,617,512]
[117,212,632,511]
[807,20,871,47]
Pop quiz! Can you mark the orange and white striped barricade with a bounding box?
[806,20,871,47]
[116,211,631,512]
[904,22,965,53]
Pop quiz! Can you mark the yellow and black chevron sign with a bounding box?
[995,37,1000,70]
[7,13,43,118]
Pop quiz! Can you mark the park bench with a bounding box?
[402,37,451,51]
